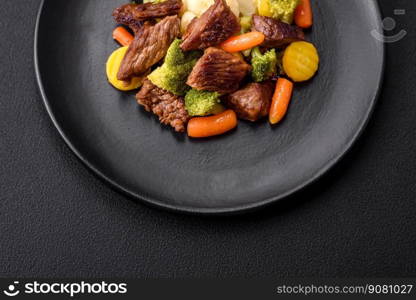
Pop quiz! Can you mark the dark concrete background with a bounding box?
[0,0,415,278]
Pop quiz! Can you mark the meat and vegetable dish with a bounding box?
[106,0,319,138]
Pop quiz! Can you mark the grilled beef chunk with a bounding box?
[136,80,190,132]
[113,0,182,32]
[252,15,304,48]
[224,81,275,122]
[181,0,240,51]
[117,16,180,81]
[187,47,251,94]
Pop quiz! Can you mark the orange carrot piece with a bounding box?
[187,110,238,138]
[220,32,265,53]
[295,0,313,29]
[269,78,294,125]
[113,27,134,46]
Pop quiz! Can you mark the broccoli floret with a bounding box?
[251,47,278,82]
[270,0,299,24]
[185,89,221,117]
[148,39,201,96]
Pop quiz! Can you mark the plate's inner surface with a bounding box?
[36,0,383,213]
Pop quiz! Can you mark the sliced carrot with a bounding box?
[188,110,238,138]
[269,78,294,125]
[113,26,134,46]
[295,0,313,29]
[220,32,265,53]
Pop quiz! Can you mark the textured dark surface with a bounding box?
[0,0,416,277]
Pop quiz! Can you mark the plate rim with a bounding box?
[34,0,385,215]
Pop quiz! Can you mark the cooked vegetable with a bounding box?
[220,32,265,53]
[271,0,299,23]
[143,0,165,3]
[269,77,293,124]
[242,49,252,57]
[112,27,134,46]
[210,103,226,115]
[237,0,257,16]
[187,110,238,138]
[276,50,285,75]
[240,16,252,33]
[257,0,272,17]
[258,0,299,23]
[106,46,146,91]
[181,11,197,33]
[282,41,319,82]
[185,89,222,116]
[251,47,277,82]
[184,0,240,17]
[295,0,313,28]
[240,17,254,55]
[148,39,201,95]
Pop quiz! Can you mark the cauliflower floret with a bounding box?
[181,11,197,33]
[184,0,240,17]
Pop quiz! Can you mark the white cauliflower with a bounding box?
[237,0,257,16]
[181,11,197,33]
[184,0,240,17]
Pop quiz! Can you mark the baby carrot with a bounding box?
[187,110,238,138]
[220,32,265,53]
[269,78,294,125]
[295,0,313,29]
[113,26,134,46]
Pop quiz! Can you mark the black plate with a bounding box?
[35,0,384,214]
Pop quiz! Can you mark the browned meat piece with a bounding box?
[187,47,251,94]
[136,80,190,132]
[113,0,182,32]
[252,15,305,48]
[224,81,275,122]
[117,16,180,81]
[181,0,240,51]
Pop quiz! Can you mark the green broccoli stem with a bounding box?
[251,47,262,58]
